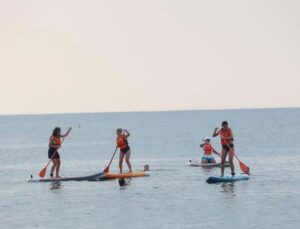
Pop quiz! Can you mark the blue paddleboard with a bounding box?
[207,173,249,184]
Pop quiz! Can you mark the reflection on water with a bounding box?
[49,181,62,190]
[220,183,235,195]
[119,178,131,190]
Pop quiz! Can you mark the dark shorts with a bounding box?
[222,143,234,152]
[120,146,130,154]
[48,148,60,159]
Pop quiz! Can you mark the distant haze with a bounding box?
[0,0,299,115]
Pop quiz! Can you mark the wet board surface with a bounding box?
[187,159,230,168]
[207,173,250,184]
[103,171,150,179]
[27,172,105,182]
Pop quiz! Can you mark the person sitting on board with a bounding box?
[118,178,126,186]
[118,178,131,187]
[116,128,132,174]
[200,137,220,164]
[48,127,71,178]
[143,164,150,172]
[212,121,235,177]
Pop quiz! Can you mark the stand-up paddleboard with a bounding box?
[207,173,249,184]
[28,172,105,182]
[186,159,230,168]
[103,171,150,180]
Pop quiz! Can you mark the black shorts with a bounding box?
[120,146,130,154]
[222,143,234,152]
[48,148,60,159]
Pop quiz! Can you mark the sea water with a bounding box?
[0,108,299,229]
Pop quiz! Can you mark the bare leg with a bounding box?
[125,150,132,173]
[119,152,125,173]
[220,149,228,177]
[55,159,61,178]
[228,148,235,175]
[50,159,56,176]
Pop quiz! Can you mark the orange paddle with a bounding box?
[103,147,118,173]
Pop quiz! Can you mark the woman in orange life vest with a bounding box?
[200,137,220,164]
[213,121,235,177]
[116,128,132,173]
[48,127,71,178]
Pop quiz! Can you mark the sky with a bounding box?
[0,0,299,115]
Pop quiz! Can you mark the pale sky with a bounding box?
[0,0,299,115]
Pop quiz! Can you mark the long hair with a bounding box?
[52,127,61,137]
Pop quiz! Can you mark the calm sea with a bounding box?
[0,108,299,229]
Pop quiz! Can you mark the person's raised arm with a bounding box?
[61,127,72,138]
[212,127,219,137]
[123,129,130,137]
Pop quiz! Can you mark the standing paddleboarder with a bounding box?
[116,128,132,174]
[48,127,71,178]
[212,121,235,177]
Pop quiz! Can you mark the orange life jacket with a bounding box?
[116,135,128,150]
[203,143,213,155]
[219,128,233,145]
[50,136,61,146]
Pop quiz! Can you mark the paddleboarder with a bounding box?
[48,127,71,178]
[200,137,220,164]
[116,128,132,173]
[143,164,150,172]
[212,121,235,177]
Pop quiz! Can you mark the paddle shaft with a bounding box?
[220,137,239,160]
[103,147,118,173]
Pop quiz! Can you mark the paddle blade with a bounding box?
[39,167,47,178]
[239,161,250,175]
[102,166,109,173]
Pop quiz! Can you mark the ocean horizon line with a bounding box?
[0,106,299,117]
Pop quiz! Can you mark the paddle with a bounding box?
[221,138,250,175]
[103,147,118,173]
[38,138,66,178]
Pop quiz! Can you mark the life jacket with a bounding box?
[116,135,128,150]
[219,128,233,145]
[203,143,213,155]
[50,136,61,147]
